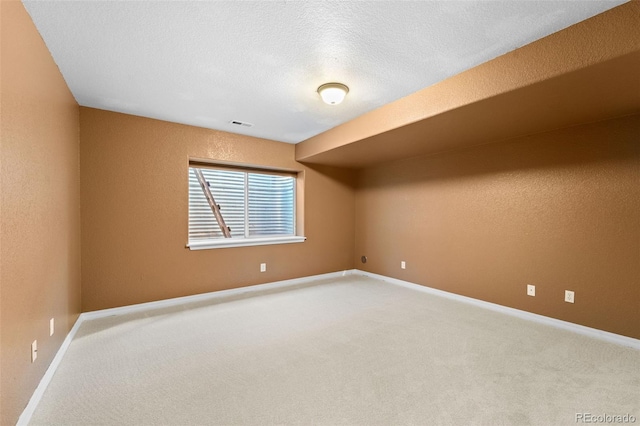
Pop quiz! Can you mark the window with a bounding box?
[187,163,305,249]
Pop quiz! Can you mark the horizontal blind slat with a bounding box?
[248,173,294,237]
[189,168,245,240]
[189,167,295,241]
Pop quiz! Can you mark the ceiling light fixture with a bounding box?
[317,82,349,105]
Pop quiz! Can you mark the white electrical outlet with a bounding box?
[401,261,406,269]
[565,290,575,303]
[260,263,266,272]
[31,340,38,363]
[527,285,535,297]
[50,318,55,336]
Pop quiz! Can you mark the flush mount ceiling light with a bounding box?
[317,82,349,105]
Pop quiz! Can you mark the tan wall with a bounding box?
[0,2,81,424]
[80,108,355,311]
[355,115,640,339]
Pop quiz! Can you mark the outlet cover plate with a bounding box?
[527,285,535,296]
[565,290,575,303]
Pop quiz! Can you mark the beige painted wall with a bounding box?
[1,2,637,423]
[355,114,640,339]
[0,2,81,424]
[80,108,355,311]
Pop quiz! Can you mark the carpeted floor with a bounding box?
[30,275,639,425]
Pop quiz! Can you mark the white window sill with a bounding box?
[187,236,306,250]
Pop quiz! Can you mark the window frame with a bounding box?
[186,160,305,250]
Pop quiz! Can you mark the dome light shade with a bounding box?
[317,83,349,105]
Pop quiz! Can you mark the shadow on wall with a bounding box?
[356,114,639,189]
[352,114,640,339]
[305,164,358,188]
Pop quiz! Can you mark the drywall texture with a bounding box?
[80,108,355,311]
[0,2,81,424]
[296,1,640,167]
[355,115,640,339]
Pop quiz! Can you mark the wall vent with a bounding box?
[229,120,253,128]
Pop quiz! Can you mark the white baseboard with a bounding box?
[18,268,637,424]
[16,314,84,426]
[354,269,640,350]
[81,270,354,321]
[17,269,354,425]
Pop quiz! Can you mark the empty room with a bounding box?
[1,1,639,425]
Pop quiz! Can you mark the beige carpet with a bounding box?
[30,275,639,425]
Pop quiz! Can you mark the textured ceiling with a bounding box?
[23,1,627,144]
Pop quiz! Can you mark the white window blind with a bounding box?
[189,166,295,243]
